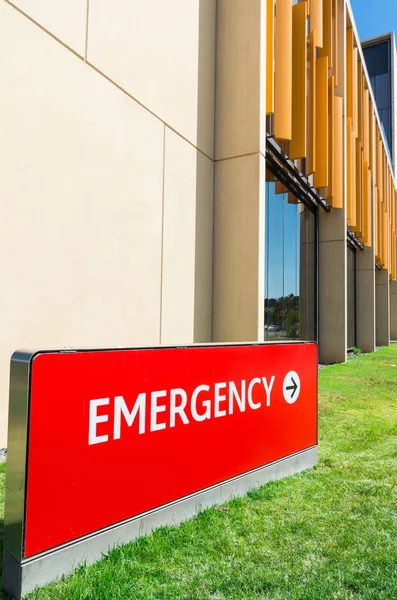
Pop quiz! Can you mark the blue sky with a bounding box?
[265,183,300,299]
[350,0,397,41]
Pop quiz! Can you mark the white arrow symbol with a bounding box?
[283,371,300,404]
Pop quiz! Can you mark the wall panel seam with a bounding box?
[4,0,85,59]
[209,0,219,344]
[215,151,265,163]
[3,0,215,162]
[86,62,215,162]
[85,0,89,62]
[159,125,167,345]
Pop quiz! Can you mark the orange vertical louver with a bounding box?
[310,0,323,48]
[274,0,292,139]
[314,56,329,189]
[266,0,274,115]
[333,96,343,208]
[290,0,308,159]
[307,30,317,175]
[319,0,332,65]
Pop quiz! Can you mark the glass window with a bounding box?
[363,41,389,77]
[373,73,390,111]
[364,40,392,157]
[264,180,316,342]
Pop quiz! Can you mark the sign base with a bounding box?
[3,446,317,600]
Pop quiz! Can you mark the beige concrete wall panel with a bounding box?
[376,269,390,346]
[356,247,376,353]
[318,240,347,363]
[161,129,196,344]
[7,0,87,56]
[299,240,316,342]
[213,154,265,342]
[215,0,265,160]
[300,206,316,244]
[0,3,164,447]
[318,207,345,243]
[87,0,216,158]
[194,151,214,343]
[161,129,213,345]
[390,280,397,340]
[356,269,376,352]
[318,175,347,364]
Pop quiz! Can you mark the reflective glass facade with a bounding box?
[264,180,317,342]
[363,39,393,159]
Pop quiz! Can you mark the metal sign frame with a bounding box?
[2,342,318,599]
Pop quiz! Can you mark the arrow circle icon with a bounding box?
[283,371,300,404]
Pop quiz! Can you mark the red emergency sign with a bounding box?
[23,343,317,558]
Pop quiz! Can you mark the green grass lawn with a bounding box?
[1,346,397,599]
